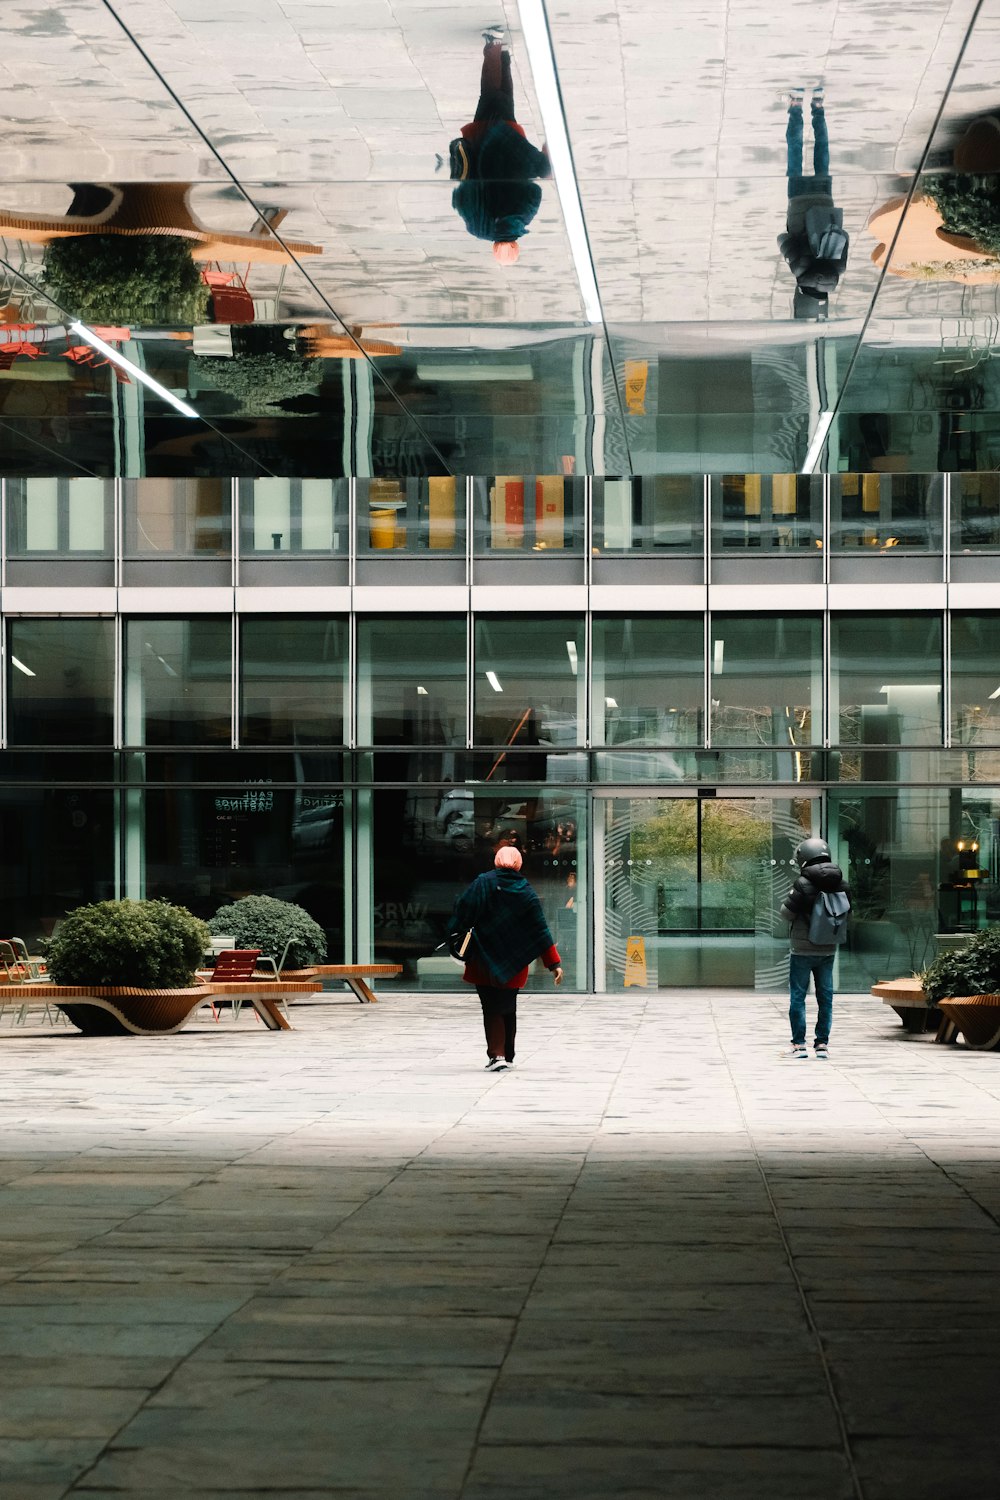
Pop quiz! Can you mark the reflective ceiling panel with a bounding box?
[2,0,1000,474]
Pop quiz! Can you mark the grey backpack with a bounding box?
[808,889,851,946]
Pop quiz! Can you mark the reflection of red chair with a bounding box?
[0,325,42,368]
[63,326,133,383]
[201,266,254,325]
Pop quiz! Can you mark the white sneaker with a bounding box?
[491,1058,511,1072]
[485,1058,502,1071]
[815,1043,830,1060]
[785,1043,808,1059]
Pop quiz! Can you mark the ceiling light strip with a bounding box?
[68,323,198,418]
[517,0,603,324]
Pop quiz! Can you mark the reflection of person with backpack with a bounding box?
[778,87,849,319]
[780,837,851,1059]
[447,28,550,264]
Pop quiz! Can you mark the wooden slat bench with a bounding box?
[279,964,402,1004]
[935,994,1000,1051]
[871,978,942,1035]
[0,980,315,1036]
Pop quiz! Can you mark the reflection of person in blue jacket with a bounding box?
[778,87,849,319]
[449,30,550,264]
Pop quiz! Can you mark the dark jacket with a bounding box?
[450,122,549,243]
[452,868,560,988]
[780,858,851,955]
[779,206,849,292]
[452,178,543,243]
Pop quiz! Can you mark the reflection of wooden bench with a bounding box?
[0,980,315,1035]
[281,964,402,1004]
[871,978,941,1034]
[0,183,322,266]
[935,994,1000,1051]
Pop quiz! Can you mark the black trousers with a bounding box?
[475,42,515,122]
[477,984,518,1061]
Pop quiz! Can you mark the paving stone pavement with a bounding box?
[3,989,1000,1498]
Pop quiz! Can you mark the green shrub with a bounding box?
[47,899,210,988]
[43,235,210,325]
[207,895,327,969]
[926,174,1000,258]
[920,926,1000,1002]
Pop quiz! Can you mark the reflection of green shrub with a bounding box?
[43,235,210,324]
[47,899,209,988]
[921,926,1000,1001]
[197,351,319,412]
[927,174,1000,258]
[207,894,327,969]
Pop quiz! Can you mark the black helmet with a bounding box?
[794,837,831,868]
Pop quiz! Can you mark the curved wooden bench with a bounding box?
[0,981,314,1035]
[280,963,402,1004]
[871,978,941,1034]
[935,994,1000,1051]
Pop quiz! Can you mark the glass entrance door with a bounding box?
[601,793,817,989]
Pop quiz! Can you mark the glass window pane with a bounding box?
[140,786,345,959]
[241,618,347,746]
[832,615,942,745]
[125,619,231,746]
[951,614,1000,743]
[474,616,584,745]
[124,479,230,557]
[593,617,703,750]
[0,786,114,948]
[358,477,465,555]
[711,616,822,746]
[7,619,115,745]
[712,475,821,551]
[474,476,584,553]
[367,785,586,990]
[596,476,702,553]
[240,479,347,554]
[952,474,1000,551]
[831,474,942,551]
[358,618,466,746]
[7,478,112,556]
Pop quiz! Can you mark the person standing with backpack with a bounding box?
[779,838,851,1059]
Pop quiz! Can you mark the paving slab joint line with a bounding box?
[47,1124,462,1497]
[710,998,868,1500]
[454,993,654,1498]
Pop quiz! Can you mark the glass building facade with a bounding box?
[2,475,998,994]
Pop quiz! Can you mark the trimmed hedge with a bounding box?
[46,899,210,988]
[207,895,327,969]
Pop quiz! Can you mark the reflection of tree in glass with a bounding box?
[631,799,771,884]
[198,324,320,415]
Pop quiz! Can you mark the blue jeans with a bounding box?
[786,103,830,178]
[789,952,834,1047]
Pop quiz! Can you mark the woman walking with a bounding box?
[452,845,563,1071]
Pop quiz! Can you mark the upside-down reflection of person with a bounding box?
[778,87,849,319]
[447,28,550,264]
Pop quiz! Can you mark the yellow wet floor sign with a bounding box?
[624,935,648,987]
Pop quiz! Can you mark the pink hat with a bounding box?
[493,241,520,264]
[494,845,523,871]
